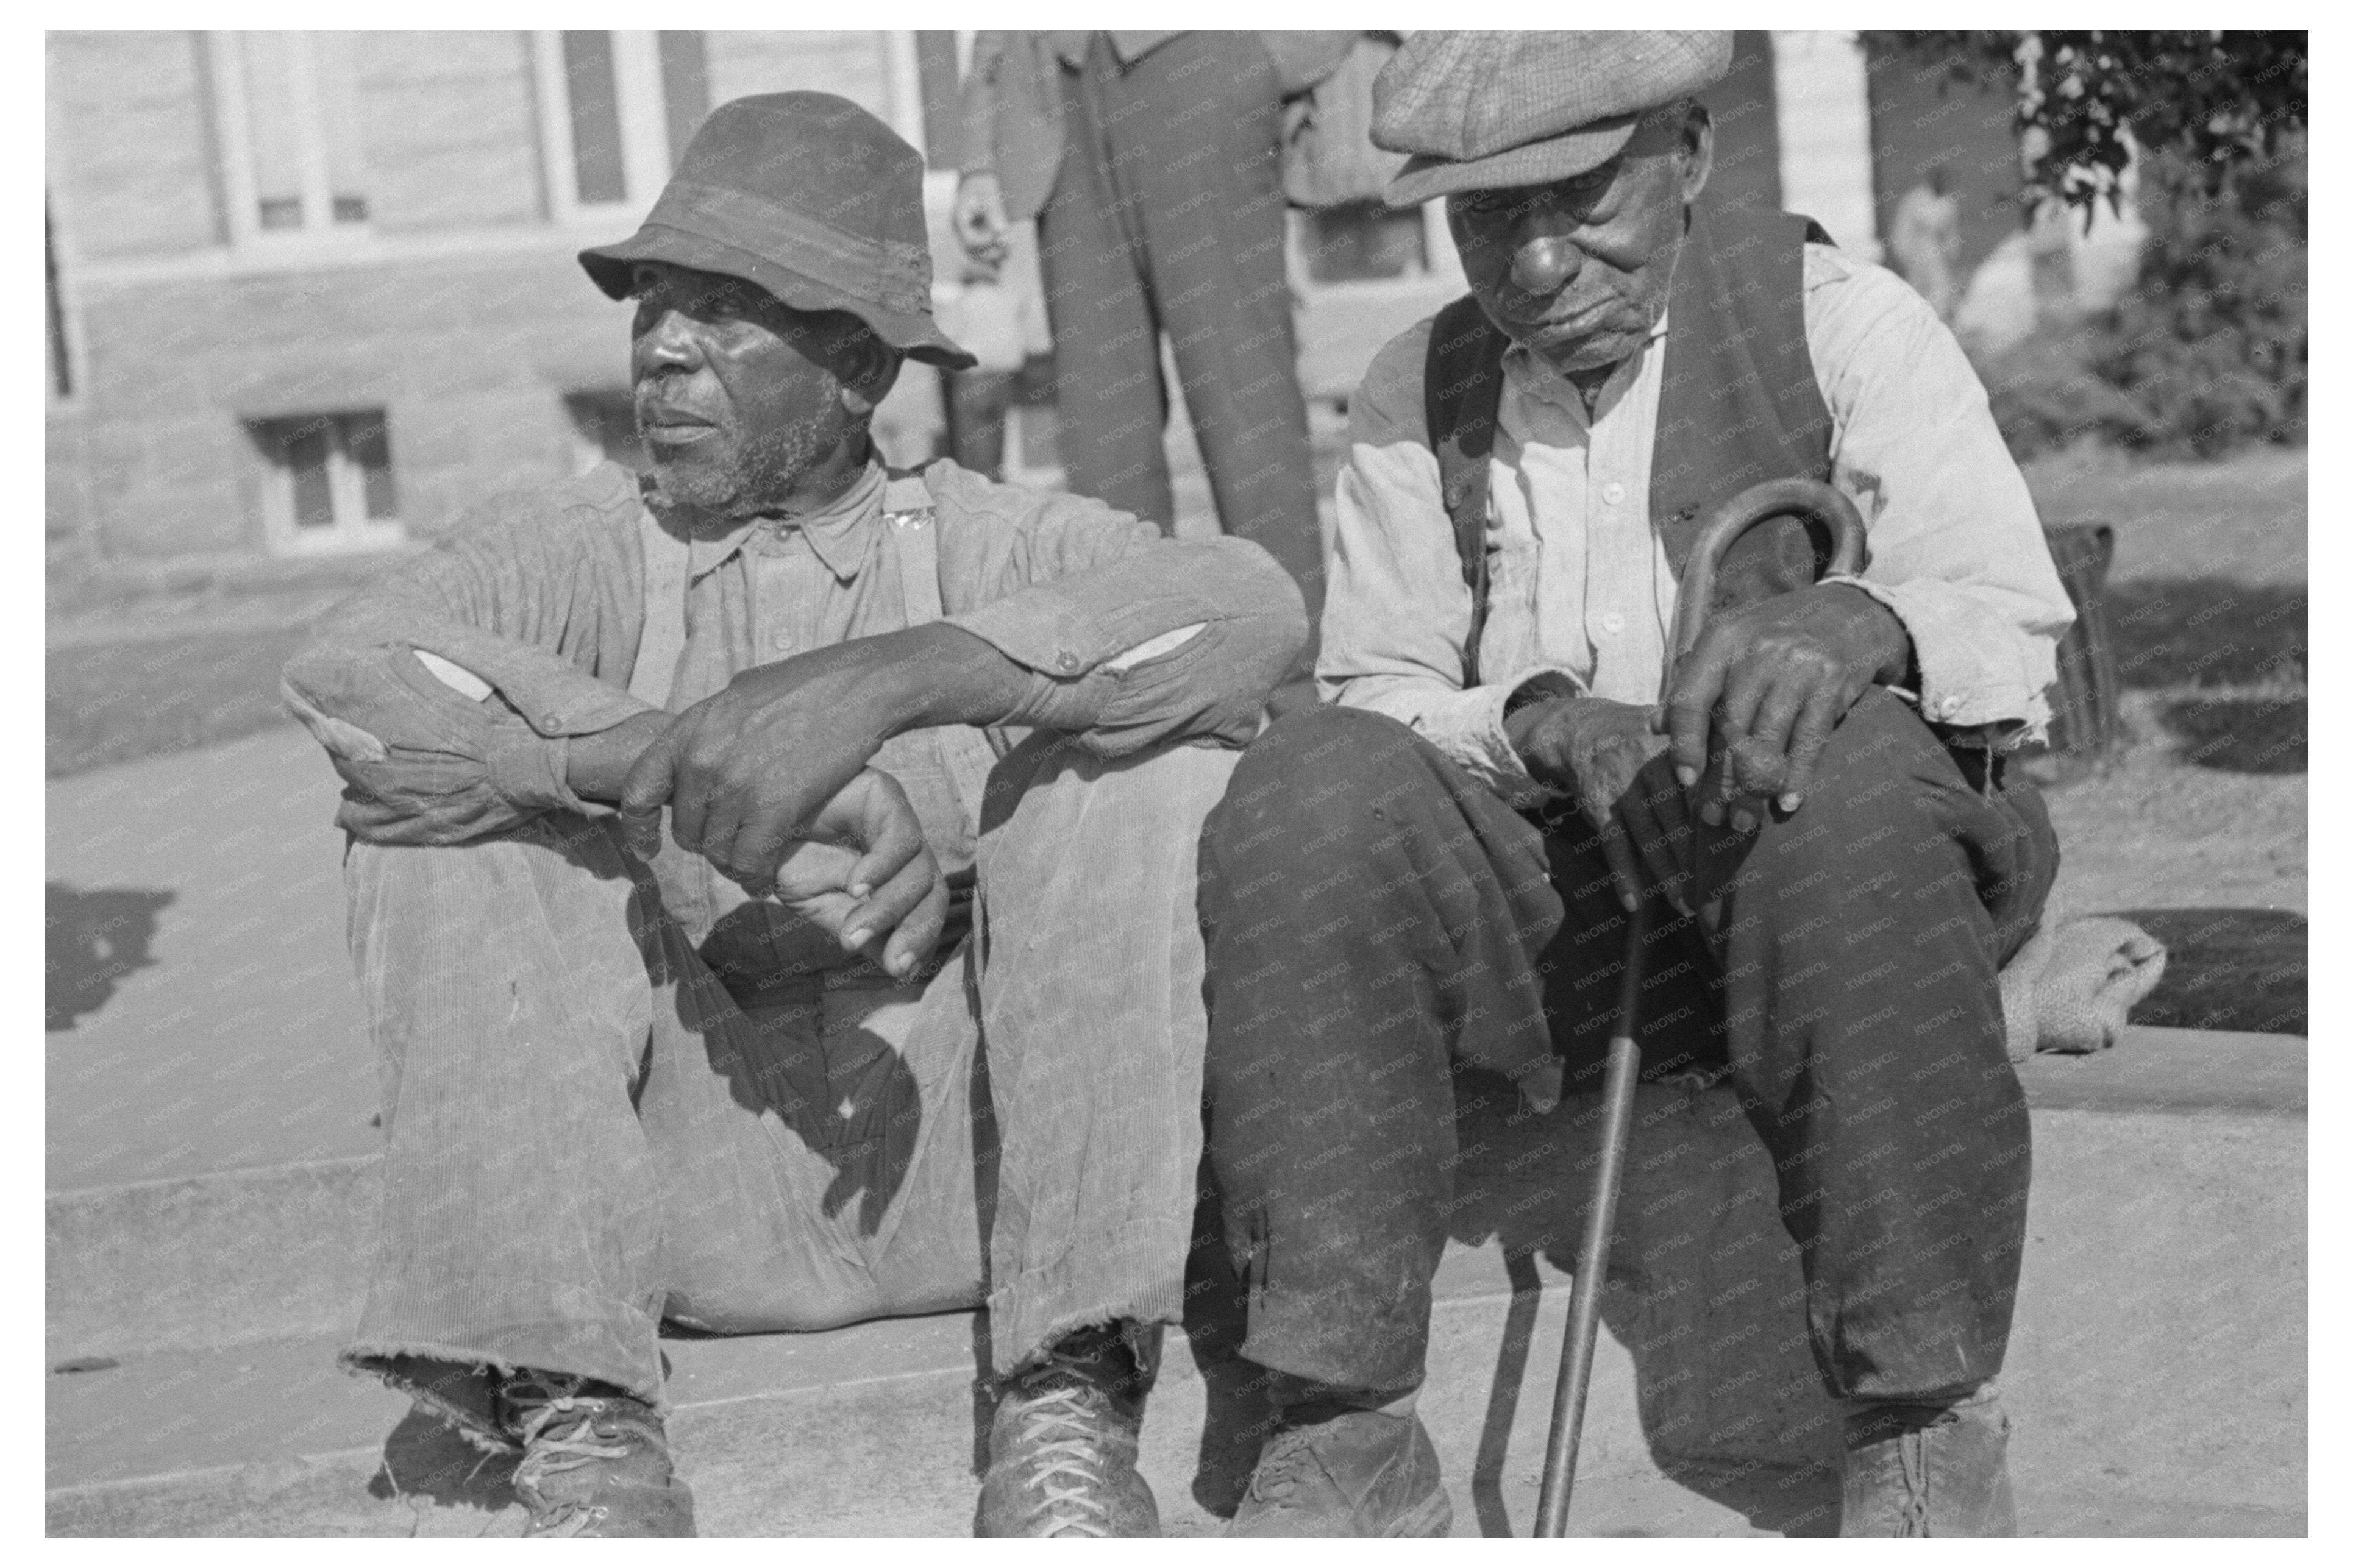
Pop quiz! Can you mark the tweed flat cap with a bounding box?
[1373,31,1732,207]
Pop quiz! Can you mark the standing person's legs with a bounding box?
[1035,43,1178,531]
[1106,34,1326,631]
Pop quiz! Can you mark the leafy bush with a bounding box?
[1981,138,2305,460]
[2087,140,2306,456]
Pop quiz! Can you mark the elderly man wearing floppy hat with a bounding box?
[282,92,1305,1537]
[1189,33,2074,1535]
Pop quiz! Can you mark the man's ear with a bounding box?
[838,335,904,419]
[1677,102,1715,206]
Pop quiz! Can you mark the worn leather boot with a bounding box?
[1226,1401,1452,1538]
[500,1372,697,1538]
[975,1324,1161,1537]
[1840,1386,2017,1537]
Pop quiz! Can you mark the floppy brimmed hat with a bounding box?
[580,91,976,371]
[1373,31,1733,207]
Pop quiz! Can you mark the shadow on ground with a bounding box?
[368,1406,519,1524]
[2118,907,2307,1035]
[2104,579,2305,692]
[45,882,175,1031]
[2160,693,2306,774]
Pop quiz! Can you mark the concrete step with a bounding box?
[48,1028,2307,1536]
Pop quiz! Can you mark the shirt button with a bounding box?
[1938,695,1963,718]
[1600,612,1626,635]
[770,630,794,653]
[1601,481,1627,505]
[1057,651,1081,673]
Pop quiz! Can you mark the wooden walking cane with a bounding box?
[1531,478,1867,1538]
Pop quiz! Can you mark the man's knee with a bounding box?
[346,814,643,993]
[1212,706,1431,848]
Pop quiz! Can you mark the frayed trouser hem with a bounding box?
[985,1218,1189,1381]
[341,1331,667,1444]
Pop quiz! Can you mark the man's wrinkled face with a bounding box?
[1447,105,1714,377]
[627,260,883,517]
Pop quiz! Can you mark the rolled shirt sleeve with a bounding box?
[928,463,1311,754]
[1319,326,1581,807]
[1803,244,2076,742]
[280,473,652,844]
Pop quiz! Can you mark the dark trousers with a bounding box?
[1039,33,1325,632]
[1197,694,2059,1404]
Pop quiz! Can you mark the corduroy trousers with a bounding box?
[340,736,1235,1403]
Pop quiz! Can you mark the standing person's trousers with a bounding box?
[1197,695,2059,1405]
[340,736,1236,1403]
[1038,33,1325,631]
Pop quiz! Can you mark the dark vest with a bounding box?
[1424,205,1840,686]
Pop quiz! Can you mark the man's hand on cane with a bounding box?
[1508,695,1702,918]
[1662,583,1912,831]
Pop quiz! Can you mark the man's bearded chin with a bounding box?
[646,413,834,518]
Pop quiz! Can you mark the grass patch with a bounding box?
[46,628,310,778]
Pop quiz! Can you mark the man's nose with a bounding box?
[637,308,704,372]
[1509,233,1584,296]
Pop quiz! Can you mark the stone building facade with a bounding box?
[45,30,2095,571]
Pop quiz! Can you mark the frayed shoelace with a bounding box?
[1245,1427,1325,1505]
[1893,1428,1934,1538]
[1008,1375,1120,1536]
[510,1387,641,1536]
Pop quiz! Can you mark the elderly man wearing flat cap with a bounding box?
[282,92,1304,1538]
[1191,33,2073,1535]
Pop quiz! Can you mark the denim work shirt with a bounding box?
[283,455,1307,988]
[1322,243,2077,808]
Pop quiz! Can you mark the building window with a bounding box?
[564,392,647,475]
[533,31,710,220]
[249,411,405,555]
[203,32,371,243]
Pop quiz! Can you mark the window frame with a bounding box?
[249,410,407,557]
[530,30,680,227]
[202,30,375,252]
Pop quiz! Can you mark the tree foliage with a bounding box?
[1864,31,2306,213]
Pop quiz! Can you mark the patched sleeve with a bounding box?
[280,484,650,843]
[933,470,1309,753]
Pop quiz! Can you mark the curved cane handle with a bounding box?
[1670,477,1868,661]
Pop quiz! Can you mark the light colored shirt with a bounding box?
[1321,241,2075,807]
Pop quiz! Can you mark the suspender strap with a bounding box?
[630,501,692,709]
[881,472,1003,820]
[1423,296,1511,690]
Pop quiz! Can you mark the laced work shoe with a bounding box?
[499,1372,696,1538]
[1226,1403,1451,1538]
[974,1325,1161,1537]
[1840,1387,2017,1537]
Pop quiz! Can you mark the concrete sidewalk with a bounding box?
[48,726,378,1190]
[48,1027,2307,1537]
